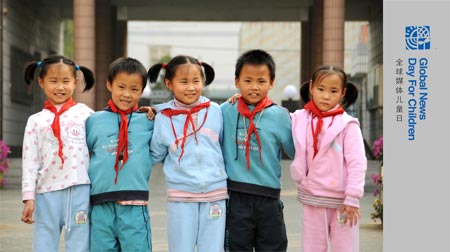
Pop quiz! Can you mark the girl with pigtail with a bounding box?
[148,55,228,252]
[21,55,95,252]
[290,65,367,252]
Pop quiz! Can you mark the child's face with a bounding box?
[309,74,346,112]
[38,63,77,106]
[165,64,203,105]
[107,72,143,111]
[235,64,273,105]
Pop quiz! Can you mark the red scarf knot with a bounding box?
[237,97,273,170]
[43,98,77,168]
[108,99,138,184]
[161,101,210,165]
[304,101,344,158]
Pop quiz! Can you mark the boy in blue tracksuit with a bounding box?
[221,49,295,252]
[86,57,153,252]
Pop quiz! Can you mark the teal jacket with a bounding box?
[86,109,154,204]
[220,101,295,198]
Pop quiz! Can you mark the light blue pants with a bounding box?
[90,202,152,252]
[167,200,226,252]
[34,184,90,252]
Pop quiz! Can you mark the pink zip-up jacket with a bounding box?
[290,109,367,208]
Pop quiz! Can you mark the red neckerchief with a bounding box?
[161,101,210,165]
[304,100,344,158]
[44,98,77,168]
[107,99,138,184]
[237,96,273,170]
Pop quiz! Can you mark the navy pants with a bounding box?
[225,191,287,252]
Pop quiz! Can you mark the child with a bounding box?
[148,55,228,252]
[21,55,95,252]
[290,65,367,252]
[86,57,153,251]
[221,49,295,252]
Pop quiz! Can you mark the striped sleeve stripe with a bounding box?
[297,189,343,208]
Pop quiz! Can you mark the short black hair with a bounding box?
[107,57,148,89]
[234,49,276,80]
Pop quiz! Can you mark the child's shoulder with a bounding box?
[86,110,110,122]
[219,101,235,111]
[265,103,291,117]
[74,103,95,113]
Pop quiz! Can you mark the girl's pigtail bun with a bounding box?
[300,81,311,103]
[201,62,215,86]
[23,62,39,85]
[148,63,164,84]
[78,66,95,92]
[342,82,359,108]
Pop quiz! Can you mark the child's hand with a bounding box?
[21,200,35,224]
[339,205,360,226]
[227,93,241,104]
[138,106,157,120]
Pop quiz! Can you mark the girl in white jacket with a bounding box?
[290,65,367,252]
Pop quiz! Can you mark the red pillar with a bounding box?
[73,0,96,109]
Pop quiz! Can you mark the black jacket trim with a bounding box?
[91,190,149,205]
[227,180,280,199]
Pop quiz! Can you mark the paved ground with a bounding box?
[0,159,382,251]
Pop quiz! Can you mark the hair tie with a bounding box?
[162,63,167,69]
[75,65,80,70]
[198,61,202,66]
[37,61,42,68]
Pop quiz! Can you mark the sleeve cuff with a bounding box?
[343,195,360,208]
[22,191,35,202]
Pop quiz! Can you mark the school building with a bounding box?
[0,0,382,158]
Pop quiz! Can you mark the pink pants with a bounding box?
[302,204,359,252]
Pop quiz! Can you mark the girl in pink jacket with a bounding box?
[290,65,367,252]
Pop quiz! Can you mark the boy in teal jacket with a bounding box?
[86,57,153,252]
[221,49,295,251]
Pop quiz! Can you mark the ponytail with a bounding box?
[23,55,95,92]
[147,63,164,84]
[300,81,311,103]
[302,64,359,109]
[199,61,215,86]
[148,55,215,87]
[341,82,358,108]
[78,65,95,92]
[23,62,39,86]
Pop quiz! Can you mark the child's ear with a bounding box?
[165,79,173,91]
[269,79,274,90]
[106,81,113,92]
[38,77,44,88]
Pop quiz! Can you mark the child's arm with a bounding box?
[279,108,295,158]
[138,106,157,120]
[225,93,241,105]
[342,121,367,209]
[21,117,40,202]
[21,117,40,224]
[149,116,168,164]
